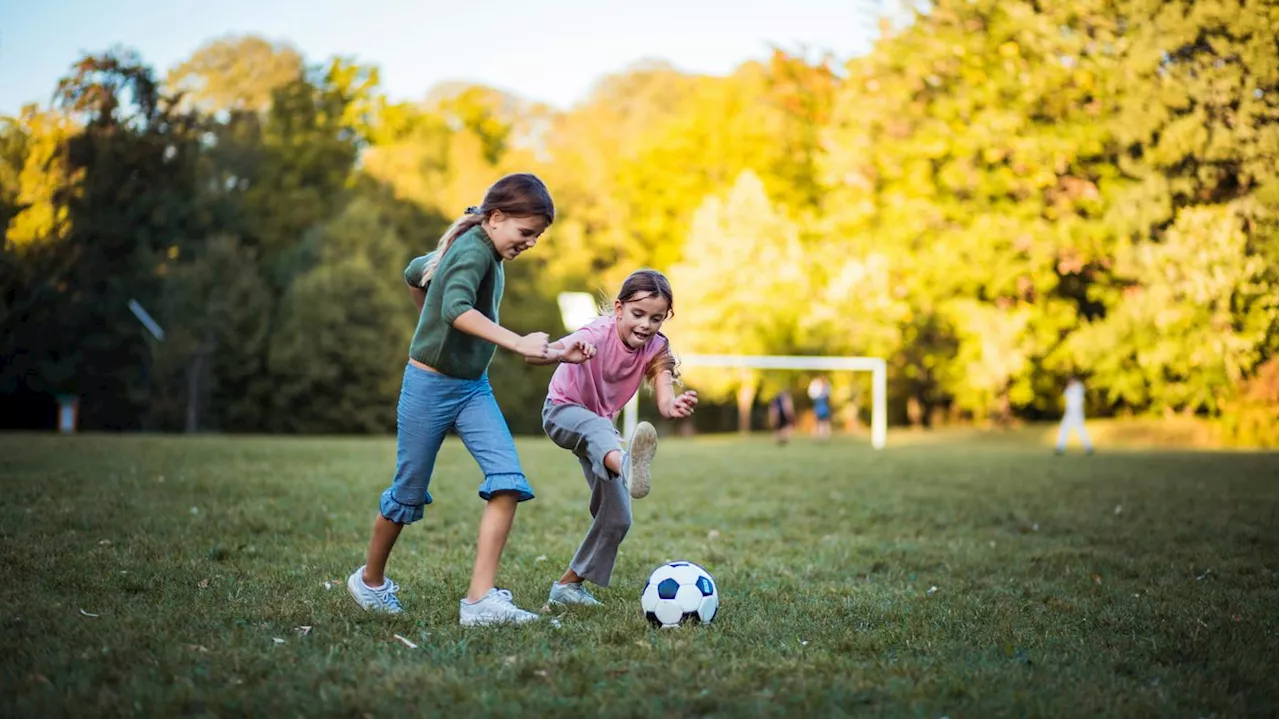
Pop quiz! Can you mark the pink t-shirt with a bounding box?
[547,315,669,419]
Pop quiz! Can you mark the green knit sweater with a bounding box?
[403,225,505,379]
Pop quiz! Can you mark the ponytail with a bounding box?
[420,210,484,287]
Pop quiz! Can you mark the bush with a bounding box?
[1218,358,1279,448]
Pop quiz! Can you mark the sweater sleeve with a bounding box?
[403,252,435,288]
[437,239,491,324]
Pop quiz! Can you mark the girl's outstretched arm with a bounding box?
[526,338,596,366]
[451,309,549,359]
[654,370,698,419]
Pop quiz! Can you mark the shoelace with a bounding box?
[492,588,514,603]
[374,581,403,609]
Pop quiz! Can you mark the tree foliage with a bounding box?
[1,10,1274,437]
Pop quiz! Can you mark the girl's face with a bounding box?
[487,211,549,261]
[614,292,671,349]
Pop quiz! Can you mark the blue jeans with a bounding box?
[379,364,534,525]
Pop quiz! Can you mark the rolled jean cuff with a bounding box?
[478,473,535,502]
[379,487,430,525]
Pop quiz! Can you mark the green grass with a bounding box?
[1,430,1275,718]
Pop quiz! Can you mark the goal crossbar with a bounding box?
[621,354,887,449]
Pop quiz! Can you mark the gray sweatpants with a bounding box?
[541,400,632,587]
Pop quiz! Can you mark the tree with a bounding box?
[1068,204,1276,414]
[7,49,205,429]
[943,300,1037,423]
[4,6,1275,436]
[265,198,414,433]
[2,107,76,251]
[0,114,32,235]
[669,171,809,430]
[818,0,1112,419]
[242,57,377,281]
[167,35,303,114]
[152,236,271,431]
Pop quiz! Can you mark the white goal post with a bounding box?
[556,293,888,450]
[621,354,887,450]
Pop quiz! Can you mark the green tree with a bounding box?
[1068,204,1276,414]
[669,171,809,430]
[13,49,205,429]
[167,35,303,114]
[265,198,414,433]
[361,87,505,230]
[243,57,377,279]
[152,236,272,431]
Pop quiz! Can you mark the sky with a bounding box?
[0,0,884,116]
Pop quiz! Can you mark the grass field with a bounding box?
[1,429,1276,718]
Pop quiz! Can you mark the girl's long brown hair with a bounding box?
[419,173,554,286]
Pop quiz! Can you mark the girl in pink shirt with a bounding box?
[529,269,698,607]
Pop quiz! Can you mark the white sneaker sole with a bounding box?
[627,421,658,499]
[346,572,369,610]
[459,611,540,627]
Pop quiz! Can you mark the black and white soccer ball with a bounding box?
[640,561,719,628]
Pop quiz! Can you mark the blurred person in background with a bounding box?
[1055,376,1094,455]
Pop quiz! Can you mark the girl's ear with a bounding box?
[613,299,624,317]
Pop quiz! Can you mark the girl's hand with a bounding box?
[666,390,699,418]
[559,340,596,364]
[514,332,551,359]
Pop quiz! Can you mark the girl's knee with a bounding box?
[601,448,624,476]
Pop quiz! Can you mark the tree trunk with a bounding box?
[185,353,203,433]
[907,396,923,428]
[185,328,215,433]
[995,389,1013,428]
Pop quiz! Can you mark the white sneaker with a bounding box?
[623,421,658,499]
[547,580,603,607]
[347,566,404,614]
[459,588,540,626]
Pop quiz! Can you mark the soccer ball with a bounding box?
[640,561,719,628]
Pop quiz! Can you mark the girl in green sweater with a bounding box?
[347,173,594,625]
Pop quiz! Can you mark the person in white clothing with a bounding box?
[1055,376,1093,454]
